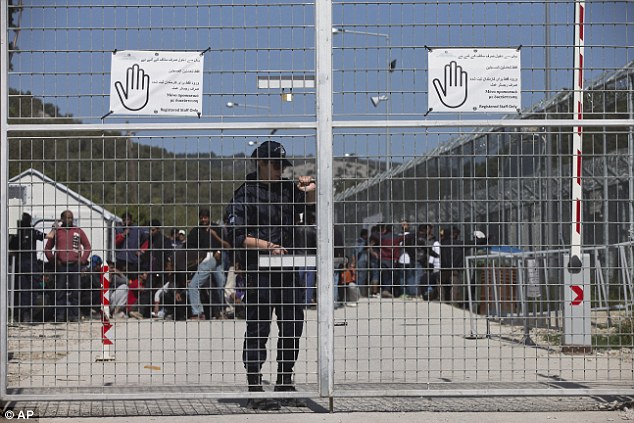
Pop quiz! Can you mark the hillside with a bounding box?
[7,90,379,228]
[8,89,237,227]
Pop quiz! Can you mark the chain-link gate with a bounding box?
[2,0,634,411]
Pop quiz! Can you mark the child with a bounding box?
[338,258,359,307]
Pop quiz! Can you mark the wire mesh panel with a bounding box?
[329,0,634,396]
[2,0,634,407]
[5,131,320,397]
[3,0,321,403]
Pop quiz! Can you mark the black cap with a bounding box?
[251,141,292,167]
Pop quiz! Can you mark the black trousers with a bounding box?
[54,262,81,320]
[17,259,43,320]
[242,268,305,382]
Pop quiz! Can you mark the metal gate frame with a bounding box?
[2,0,634,404]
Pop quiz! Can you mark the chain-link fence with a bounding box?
[2,0,634,409]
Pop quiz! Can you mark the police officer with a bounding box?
[225,140,315,410]
[9,213,55,322]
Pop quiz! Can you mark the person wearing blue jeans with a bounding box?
[299,267,316,306]
[210,254,227,316]
[294,213,317,308]
[188,251,226,319]
[186,208,230,320]
[399,260,417,297]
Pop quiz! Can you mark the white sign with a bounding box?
[428,48,521,113]
[109,50,204,116]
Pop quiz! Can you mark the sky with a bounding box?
[7,0,634,158]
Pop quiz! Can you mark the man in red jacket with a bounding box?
[45,210,92,322]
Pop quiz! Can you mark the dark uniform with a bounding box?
[225,170,312,390]
[9,213,47,322]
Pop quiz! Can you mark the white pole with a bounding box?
[563,1,591,353]
[569,0,585,270]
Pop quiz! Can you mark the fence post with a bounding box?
[315,0,334,405]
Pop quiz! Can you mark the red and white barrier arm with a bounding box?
[96,263,115,361]
[569,0,585,270]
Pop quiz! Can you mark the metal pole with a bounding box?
[8,256,15,324]
[544,1,553,253]
[545,0,551,100]
[386,36,392,223]
[627,73,634,241]
[386,35,392,222]
[545,131,554,251]
[315,0,334,402]
[518,259,535,346]
[1,0,10,400]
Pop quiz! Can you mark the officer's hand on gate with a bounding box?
[268,243,287,255]
[297,176,316,192]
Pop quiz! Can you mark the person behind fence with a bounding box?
[186,208,231,320]
[109,265,130,318]
[353,228,369,297]
[225,140,315,410]
[115,212,148,278]
[379,224,406,298]
[398,220,418,298]
[44,210,92,323]
[427,227,441,300]
[79,255,104,320]
[110,271,148,320]
[178,229,187,246]
[9,212,55,323]
[338,256,359,306]
[169,228,185,249]
[367,225,382,297]
[440,226,487,306]
[169,248,191,321]
[137,220,171,318]
[416,224,439,300]
[152,254,175,319]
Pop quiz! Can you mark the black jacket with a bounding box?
[9,227,46,264]
[225,172,313,269]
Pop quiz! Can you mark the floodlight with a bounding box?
[371,95,389,107]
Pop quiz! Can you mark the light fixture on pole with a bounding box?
[226,101,270,111]
[332,27,389,40]
[371,94,389,108]
[333,25,395,221]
